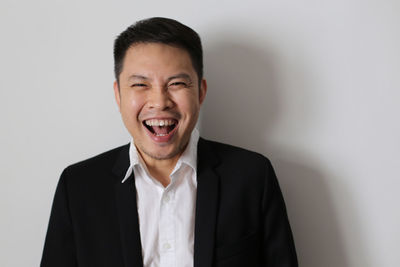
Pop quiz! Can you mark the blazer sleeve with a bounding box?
[41,168,78,267]
[261,160,298,267]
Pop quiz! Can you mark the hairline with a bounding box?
[116,41,202,88]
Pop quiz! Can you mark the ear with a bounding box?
[113,80,121,111]
[199,78,207,105]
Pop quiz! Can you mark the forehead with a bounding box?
[121,43,196,79]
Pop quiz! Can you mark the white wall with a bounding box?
[1,0,399,266]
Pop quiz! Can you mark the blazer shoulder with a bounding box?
[199,138,276,191]
[62,144,129,179]
[200,138,272,169]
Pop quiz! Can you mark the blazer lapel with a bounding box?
[194,138,220,267]
[112,139,220,267]
[113,145,144,267]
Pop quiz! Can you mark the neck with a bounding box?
[139,152,181,187]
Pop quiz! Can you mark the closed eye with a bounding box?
[171,82,186,85]
[168,82,188,88]
[131,83,147,88]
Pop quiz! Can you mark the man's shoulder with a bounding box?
[200,137,271,168]
[199,138,276,187]
[62,143,129,178]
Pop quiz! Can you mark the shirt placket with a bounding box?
[159,186,175,267]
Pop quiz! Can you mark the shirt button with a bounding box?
[163,242,171,250]
[164,195,170,203]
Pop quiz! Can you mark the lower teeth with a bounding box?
[156,133,167,136]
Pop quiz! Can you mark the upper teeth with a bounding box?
[145,119,175,126]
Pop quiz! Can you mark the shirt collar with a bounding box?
[121,128,200,183]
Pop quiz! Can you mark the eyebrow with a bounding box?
[127,73,193,83]
[128,74,149,81]
[167,73,192,82]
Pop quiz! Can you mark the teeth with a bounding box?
[145,119,175,127]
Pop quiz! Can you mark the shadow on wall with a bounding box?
[199,37,354,267]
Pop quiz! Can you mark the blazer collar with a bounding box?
[112,143,130,178]
[113,144,144,267]
[112,138,220,267]
[194,138,220,267]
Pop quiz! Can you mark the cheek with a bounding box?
[120,94,144,122]
[177,99,200,128]
[174,91,200,115]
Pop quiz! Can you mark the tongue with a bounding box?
[151,126,170,135]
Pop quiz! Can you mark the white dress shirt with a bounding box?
[121,129,199,267]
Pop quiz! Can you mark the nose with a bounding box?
[147,86,174,110]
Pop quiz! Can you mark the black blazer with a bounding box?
[41,138,298,267]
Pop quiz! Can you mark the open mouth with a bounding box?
[143,119,178,137]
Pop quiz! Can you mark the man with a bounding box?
[41,17,298,267]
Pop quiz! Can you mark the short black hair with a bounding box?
[113,17,203,83]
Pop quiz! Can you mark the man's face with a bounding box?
[114,43,207,162]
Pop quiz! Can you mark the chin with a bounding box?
[140,143,182,161]
[144,149,180,161]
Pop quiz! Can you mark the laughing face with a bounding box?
[114,43,207,163]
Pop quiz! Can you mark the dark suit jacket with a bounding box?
[41,138,298,267]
